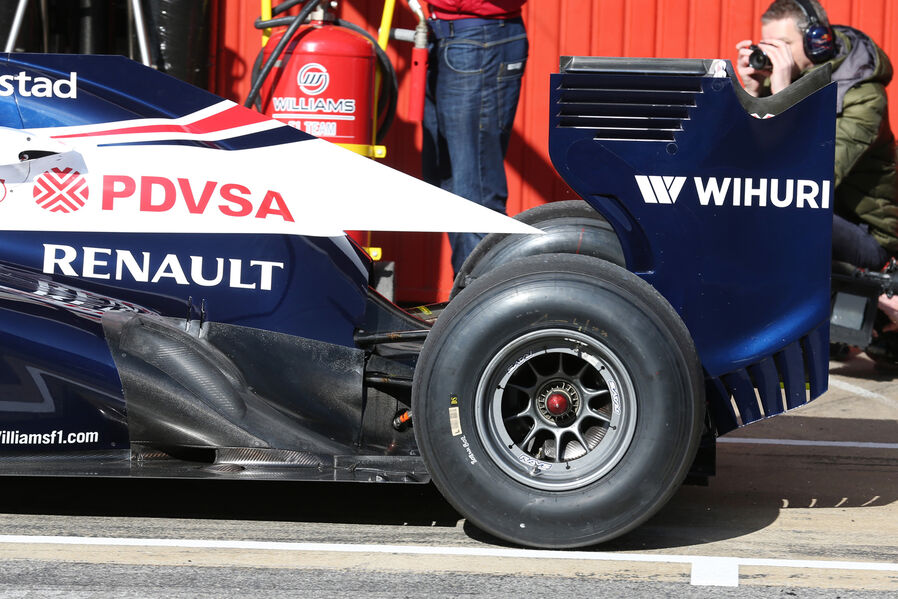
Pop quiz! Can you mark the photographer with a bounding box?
[737,0,898,352]
[736,0,896,273]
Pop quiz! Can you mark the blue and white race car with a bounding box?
[0,53,836,548]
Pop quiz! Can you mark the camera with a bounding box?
[748,44,772,70]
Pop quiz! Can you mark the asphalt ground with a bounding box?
[0,352,895,597]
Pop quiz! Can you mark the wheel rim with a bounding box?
[474,328,637,491]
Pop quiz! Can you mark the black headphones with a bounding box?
[793,0,835,63]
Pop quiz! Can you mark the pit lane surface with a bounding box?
[0,354,896,597]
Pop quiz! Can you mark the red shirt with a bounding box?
[426,0,526,20]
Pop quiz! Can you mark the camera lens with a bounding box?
[748,45,771,70]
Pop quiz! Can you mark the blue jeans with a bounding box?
[422,17,528,275]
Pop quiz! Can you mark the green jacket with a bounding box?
[826,26,898,253]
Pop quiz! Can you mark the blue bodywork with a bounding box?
[0,54,371,460]
[549,57,835,433]
[0,52,837,474]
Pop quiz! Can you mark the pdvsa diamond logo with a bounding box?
[33,167,89,213]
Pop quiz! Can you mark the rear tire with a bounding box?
[413,254,703,548]
[450,200,624,298]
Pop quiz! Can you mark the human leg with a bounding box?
[832,213,889,270]
[424,19,528,275]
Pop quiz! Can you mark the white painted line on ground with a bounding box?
[2,535,898,588]
[829,379,898,407]
[690,557,739,587]
[718,437,898,450]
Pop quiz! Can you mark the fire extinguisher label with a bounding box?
[297,63,330,95]
[271,92,358,140]
[271,97,356,114]
[270,63,361,139]
[298,121,337,136]
[262,33,375,145]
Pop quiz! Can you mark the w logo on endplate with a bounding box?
[33,167,89,213]
[635,175,687,205]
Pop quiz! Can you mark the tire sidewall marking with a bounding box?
[421,279,695,507]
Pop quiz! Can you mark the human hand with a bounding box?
[735,40,768,97]
[755,38,797,94]
[879,293,898,332]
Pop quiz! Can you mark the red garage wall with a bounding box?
[211,0,898,303]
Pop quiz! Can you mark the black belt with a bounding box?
[429,17,523,39]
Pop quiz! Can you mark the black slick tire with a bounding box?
[450,200,624,298]
[413,253,703,548]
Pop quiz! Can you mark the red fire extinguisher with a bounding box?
[245,0,399,160]
[261,20,378,155]
[244,0,421,268]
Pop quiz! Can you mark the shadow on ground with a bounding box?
[830,352,898,381]
[0,414,895,552]
[605,413,898,552]
[0,476,461,527]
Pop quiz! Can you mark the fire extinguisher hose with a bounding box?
[271,0,306,16]
[244,0,322,110]
[334,18,397,144]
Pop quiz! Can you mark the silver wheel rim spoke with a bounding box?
[475,329,637,491]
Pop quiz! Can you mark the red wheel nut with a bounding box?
[546,393,569,416]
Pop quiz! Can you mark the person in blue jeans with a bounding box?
[422,1,528,276]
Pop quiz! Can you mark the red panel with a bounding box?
[626,0,658,57]
[595,1,627,56]
[210,1,262,103]
[212,0,898,303]
[824,0,851,25]
[657,0,690,58]
[334,2,452,299]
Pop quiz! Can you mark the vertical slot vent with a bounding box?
[705,323,829,435]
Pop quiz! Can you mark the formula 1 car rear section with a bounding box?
[0,53,835,549]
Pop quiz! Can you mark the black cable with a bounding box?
[335,19,398,143]
[272,0,305,16]
[253,0,307,27]
[249,47,265,111]
[254,16,298,29]
[244,0,321,109]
